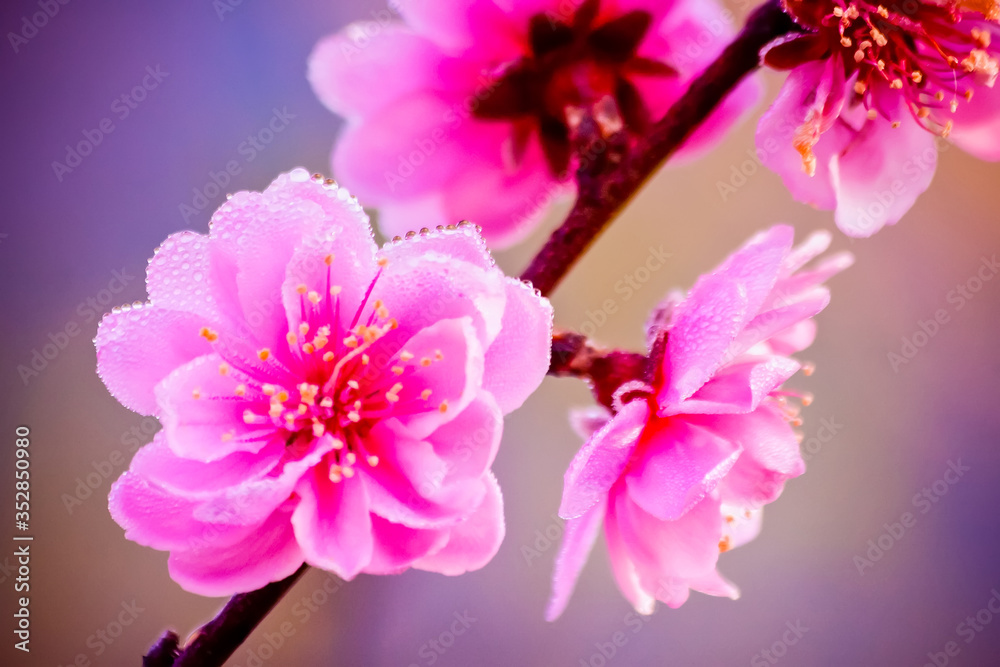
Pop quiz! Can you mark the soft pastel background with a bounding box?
[2,0,1000,665]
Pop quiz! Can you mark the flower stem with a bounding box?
[144,564,309,667]
[520,0,798,296]
[548,331,648,410]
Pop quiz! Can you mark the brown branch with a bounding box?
[143,564,309,667]
[520,0,798,296]
[548,331,648,409]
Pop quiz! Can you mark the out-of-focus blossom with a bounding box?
[99,168,552,596]
[547,225,852,618]
[309,0,760,247]
[758,0,1000,236]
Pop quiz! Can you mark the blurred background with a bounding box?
[2,0,999,665]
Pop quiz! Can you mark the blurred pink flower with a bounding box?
[546,225,852,619]
[758,0,1000,237]
[309,0,760,248]
[99,168,552,596]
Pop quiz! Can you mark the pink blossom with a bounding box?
[757,0,1000,237]
[309,0,760,248]
[99,168,553,596]
[546,225,852,619]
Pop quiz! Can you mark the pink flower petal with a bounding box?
[942,44,1000,161]
[279,230,378,357]
[155,354,275,462]
[625,418,741,520]
[767,318,817,357]
[363,421,487,529]
[617,491,723,587]
[381,222,495,271]
[434,149,569,248]
[266,169,379,262]
[779,229,832,277]
[146,231,237,327]
[96,305,213,416]
[364,515,450,575]
[389,317,486,440]
[108,471,248,552]
[659,226,793,409]
[604,483,656,615]
[168,503,304,597]
[687,568,739,601]
[332,93,509,203]
[412,472,505,575]
[727,289,830,360]
[291,468,373,580]
[396,0,521,55]
[374,250,506,351]
[483,278,554,413]
[658,274,748,410]
[427,391,504,482]
[830,102,938,237]
[667,355,801,416]
[309,26,446,118]
[545,499,606,622]
[771,251,854,305]
[190,435,334,527]
[710,225,794,319]
[559,399,647,520]
[129,431,284,497]
[756,59,846,211]
[694,404,805,508]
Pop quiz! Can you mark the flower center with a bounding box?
[783,0,999,134]
[472,0,674,176]
[198,253,445,482]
